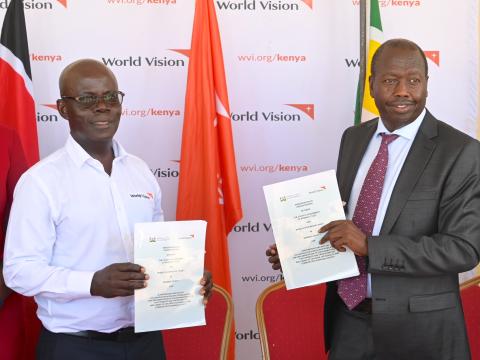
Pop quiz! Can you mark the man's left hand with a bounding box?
[319,220,368,256]
[200,270,213,305]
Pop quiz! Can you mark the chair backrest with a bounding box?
[256,280,327,360]
[460,275,480,360]
[162,284,233,360]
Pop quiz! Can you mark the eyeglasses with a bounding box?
[60,91,125,108]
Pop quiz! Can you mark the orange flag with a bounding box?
[176,0,242,357]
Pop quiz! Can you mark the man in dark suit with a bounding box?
[267,39,480,359]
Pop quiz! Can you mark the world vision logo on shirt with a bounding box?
[216,0,313,12]
[0,0,67,10]
[129,192,154,200]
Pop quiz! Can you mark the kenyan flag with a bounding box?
[354,0,383,124]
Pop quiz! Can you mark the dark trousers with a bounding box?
[328,301,376,360]
[36,327,166,360]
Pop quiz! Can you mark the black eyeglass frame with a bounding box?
[60,90,125,107]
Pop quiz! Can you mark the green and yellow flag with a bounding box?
[354,0,383,124]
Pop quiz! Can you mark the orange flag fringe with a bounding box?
[176,0,243,358]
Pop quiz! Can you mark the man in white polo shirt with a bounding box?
[3,59,212,360]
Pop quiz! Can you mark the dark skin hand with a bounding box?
[90,263,214,304]
[265,220,367,269]
[319,220,368,256]
[200,270,213,305]
[90,263,148,298]
[266,244,282,271]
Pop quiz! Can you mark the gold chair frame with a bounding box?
[460,275,480,291]
[255,280,287,360]
[212,284,234,360]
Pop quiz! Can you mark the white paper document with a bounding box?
[134,220,207,332]
[263,170,359,290]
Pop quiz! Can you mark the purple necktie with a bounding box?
[337,133,399,310]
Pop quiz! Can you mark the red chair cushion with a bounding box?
[262,283,327,360]
[461,284,480,360]
[163,289,228,359]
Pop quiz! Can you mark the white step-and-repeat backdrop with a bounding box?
[1,0,478,358]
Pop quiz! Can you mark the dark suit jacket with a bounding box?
[325,110,480,360]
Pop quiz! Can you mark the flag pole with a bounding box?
[354,0,367,125]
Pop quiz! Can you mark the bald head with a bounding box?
[59,59,118,96]
[56,59,122,152]
[371,38,428,78]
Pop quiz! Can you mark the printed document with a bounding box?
[264,170,359,289]
[134,220,206,332]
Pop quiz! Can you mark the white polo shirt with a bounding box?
[3,136,163,333]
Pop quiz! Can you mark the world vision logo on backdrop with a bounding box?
[30,53,63,62]
[122,107,181,119]
[37,104,59,123]
[344,57,360,68]
[233,221,272,233]
[344,50,438,69]
[101,49,186,68]
[286,103,314,120]
[0,0,67,10]
[216,0,313,11]
[151,160,180,178]
[424,50,440,66]
[237,53,307,63]
[239,162,309,173]
[351,0,421,7]
[231,104,314,123]
[235,329,260,341]
[105,0,176,6]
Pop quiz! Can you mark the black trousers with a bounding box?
[36,327,166,360]
[328,301,376,360]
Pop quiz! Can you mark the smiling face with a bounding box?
[369,44,428,132]
[57,60,121,151]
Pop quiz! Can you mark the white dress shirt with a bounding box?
[347,109,425,297]
[3,136,163,332]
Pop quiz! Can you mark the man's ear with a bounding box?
[426,75,429,98]
[57,99,69,120]
[368,75,375,98]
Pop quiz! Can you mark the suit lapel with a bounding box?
[342,121,377,203]
[380,111,438,235]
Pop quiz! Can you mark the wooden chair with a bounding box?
[162,284,233,360]
[256,280,327,360]
[460,275,480,360]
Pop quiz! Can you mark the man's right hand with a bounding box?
[266,244,282,271]
[90,263,148,298]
